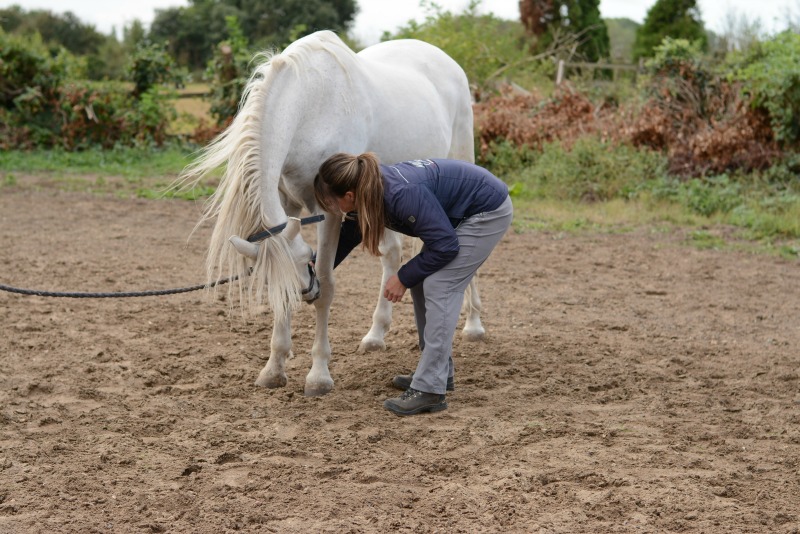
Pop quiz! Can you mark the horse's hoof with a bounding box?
[304,380,334,397]
[358,338,386,353]
[461,327,485,342]
[255,372,287,389]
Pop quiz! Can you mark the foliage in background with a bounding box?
[474,87,608,160]
[503,136,667,201]
[519,0,610,62]
[204,16,253,128]
[725,31,800,145]
[386,1,537,98]
[605,17,640,63]
[0,5,104,56]
[127,41,187,98]
[149,0,357,73]
[1,30,181,149]
[0,5,146,81]
[474,33,793,180]
[633,0,707,59]
[624,37,781,176]
[1,30,84,147]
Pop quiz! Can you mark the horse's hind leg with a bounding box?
[358,229,403,352]
[462,277,485,341]
[446,93,485,341]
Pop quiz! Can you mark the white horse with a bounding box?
[182,31,486,396]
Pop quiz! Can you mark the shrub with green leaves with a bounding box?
[726,31,800,145]
[498,137,668,202]
[644,38,711,115]
[0,30,85,147]
[127,41,187,99]
[0,30,86,107]
[1,29,182,149]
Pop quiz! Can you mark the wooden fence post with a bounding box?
[556,59,565,85]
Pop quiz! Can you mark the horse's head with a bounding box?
[229,217,320,304]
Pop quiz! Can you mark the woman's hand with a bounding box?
[384,274,407,303]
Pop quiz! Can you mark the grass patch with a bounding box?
[492,138,800,255]
[0,145,194,179]
[511,197,706,236]
[0,145,218,199]
[3,141,799,259]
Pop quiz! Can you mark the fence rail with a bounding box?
[556,59,645,85]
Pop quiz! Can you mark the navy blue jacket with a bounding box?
[334,159,508,288]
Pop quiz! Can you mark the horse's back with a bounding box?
[355,39,474,162]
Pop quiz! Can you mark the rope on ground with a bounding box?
[0,276,236,299]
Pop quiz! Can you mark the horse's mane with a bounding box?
[179,31,356,319]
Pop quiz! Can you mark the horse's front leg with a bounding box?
[358,229,403,352]
[255,312,292,388]
[304,217,338,396]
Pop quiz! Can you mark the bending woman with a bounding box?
[314,153,513,416]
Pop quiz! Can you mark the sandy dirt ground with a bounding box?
[1,186,799,533]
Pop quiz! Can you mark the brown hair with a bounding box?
[314,152,385,256]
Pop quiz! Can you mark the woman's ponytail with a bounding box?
[314,152,385,257]
[354,153,384,256]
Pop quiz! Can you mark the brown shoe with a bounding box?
[391,372,454,392]
[383,388,447,416]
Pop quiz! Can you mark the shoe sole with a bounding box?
[383,400,448,417]
[391,376,454,392]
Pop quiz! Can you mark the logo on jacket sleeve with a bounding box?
[408,159,434,168]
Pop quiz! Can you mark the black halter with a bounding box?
[246,214,326,243]
[244,215,323,303]
[302,262,318,299]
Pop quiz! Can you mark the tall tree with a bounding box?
[520,0,610,61]
[0,7,105,55]
[633,0,707,59]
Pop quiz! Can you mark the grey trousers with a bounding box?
[409,196,513,395]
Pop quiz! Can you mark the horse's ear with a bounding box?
[284,217,301,241]
[229,236,260,259]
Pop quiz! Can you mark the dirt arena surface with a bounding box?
[1,186,799,533]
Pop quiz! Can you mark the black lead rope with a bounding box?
[0,277,237,299]
[0,214,326,299]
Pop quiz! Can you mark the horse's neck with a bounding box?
[258,44,369,208]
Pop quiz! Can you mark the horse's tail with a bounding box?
[178,53,302,319]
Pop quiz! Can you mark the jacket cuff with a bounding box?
[396,266,417,289]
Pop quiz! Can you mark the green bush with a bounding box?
[127,40,187,98]
[1,30,181,149]
[726,31,800,145]
[0,30,83,109]
[478,139,537,179]
[681,175,743,216]
[498,137,668,201]
[648,174,745,217]
[643,37,712,116]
